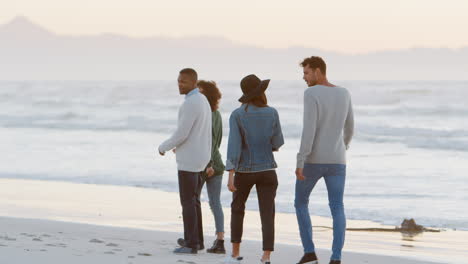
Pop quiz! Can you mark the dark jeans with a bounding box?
[178,170,204,249]
[231,170,278,251]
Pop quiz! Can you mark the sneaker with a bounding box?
[297,252,318,264]
[177,238,204,250]
[173,246,197,254]
[329,260,341,264]
[207,239,226,254]
[223,256,244,263]
[260,259,271,264]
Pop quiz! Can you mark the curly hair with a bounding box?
[300,56,327,75]
[198,80,222,112]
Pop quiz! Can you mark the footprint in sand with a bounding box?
[0,235,16,241]
[113,248,123,252]
[45,243,66,248]
[137,252,152,256]
[177,260,197,264]
[128,256,135,259]
[33,238,43,242]
[20,233,36,238]
[89,239,105,244]
[104,251,115,255]
[106,243,119,247]
[0,244,7,247]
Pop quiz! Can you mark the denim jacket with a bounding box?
[226,104,284,172]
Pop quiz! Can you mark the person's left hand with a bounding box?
[206,167,215,177]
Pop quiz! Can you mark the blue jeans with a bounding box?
[200,174,225,233]
[294,164,346,261]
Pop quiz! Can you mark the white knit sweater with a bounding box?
[159,89,212,172]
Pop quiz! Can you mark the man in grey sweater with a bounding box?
[159,68,212,254]
[294,57,354,264]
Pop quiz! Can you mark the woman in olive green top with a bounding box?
[198,80,226,254]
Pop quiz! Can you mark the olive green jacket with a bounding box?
[204,110,225,178]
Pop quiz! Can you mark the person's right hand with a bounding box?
[295,168,305,181]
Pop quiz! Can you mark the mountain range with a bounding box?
[1,16,467,80]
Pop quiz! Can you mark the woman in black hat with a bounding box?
[224,74,284,264]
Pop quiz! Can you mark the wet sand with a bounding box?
[0,178,466,263]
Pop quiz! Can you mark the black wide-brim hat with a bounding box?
[238,74,270,103]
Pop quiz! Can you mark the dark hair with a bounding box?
[300,56,327,75]
[244,93,268,111]
[179,68,198,81]
[198,80,222,112]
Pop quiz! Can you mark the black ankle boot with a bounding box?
[206,239,226,254]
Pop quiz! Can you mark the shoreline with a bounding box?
[2,175,460,232]
[2,125,466,232]
[0,178,466,263]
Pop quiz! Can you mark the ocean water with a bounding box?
[1,80,467,230]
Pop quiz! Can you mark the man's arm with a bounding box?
[158,101,197,153]
[344,94,354,149]
[296,92,318,169]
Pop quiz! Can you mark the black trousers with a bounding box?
[178,170,204,249]
[231,170,278,251]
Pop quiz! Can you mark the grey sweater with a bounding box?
[296,85,354,168]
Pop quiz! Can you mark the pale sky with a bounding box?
[1,0,467,53]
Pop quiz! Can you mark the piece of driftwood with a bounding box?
[314,218,441,233]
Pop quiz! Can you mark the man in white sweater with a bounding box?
[159,68,212,254]
[294,57,354,264]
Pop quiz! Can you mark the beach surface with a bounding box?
[1,178,466,264]
[0,217,446,264]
